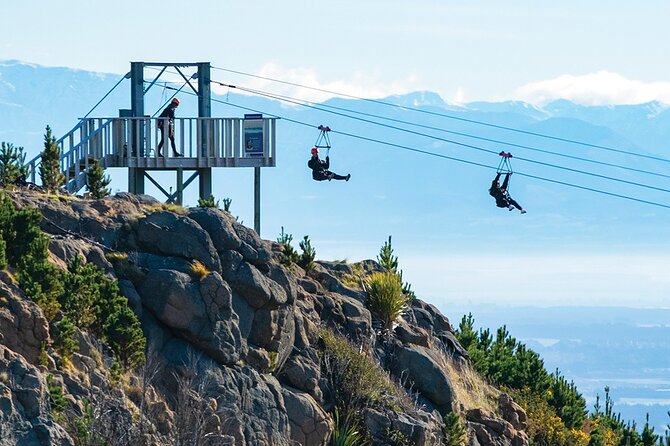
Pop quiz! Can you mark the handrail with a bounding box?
[25,116,277,191]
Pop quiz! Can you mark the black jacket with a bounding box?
[158,104,176,128]
[308,155,330,180]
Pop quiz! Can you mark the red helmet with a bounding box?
[311,147,318,155]
[171,97,180,105]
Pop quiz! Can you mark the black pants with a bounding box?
[157,127,176,155]
[507,197,523,210]
[313,170,347,181]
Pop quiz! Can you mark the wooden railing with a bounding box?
[26,116,277,192]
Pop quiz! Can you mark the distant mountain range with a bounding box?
[2,59,670,254]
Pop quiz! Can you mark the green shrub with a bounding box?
[197,195,219,208]
[0,195,63,319]
[299,235,316,272]
[277,227,299,266]
[39,126,65,192]
[222,197,232,212]
[53,316,78,361]
[0,142,27,187]
[47,373,67,414]
[331,407,368,446]
[377,236,415,300]
[0,237,6,269]
[86,159,111,199]
[320,329,403,414]
[60,256,100,328]
[365,272,408,330]
[443,413,467,446]
[103,303,146,368]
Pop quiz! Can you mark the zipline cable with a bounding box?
[210,65,670,164]
[221,82,670,181]
[82,72,130,120]
[210,81,670,195]
[158,84,670,209]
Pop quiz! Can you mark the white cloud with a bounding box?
[214,63,422,104]
[513,71,670,106]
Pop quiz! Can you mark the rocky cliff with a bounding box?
[0,191,528,446]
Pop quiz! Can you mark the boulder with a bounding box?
[140,269,241,365]
[278,347,322,400]
[393,345,454,411]
[0,346,73,445]
[0,276,50,365]
[221,251,287,309]
[282,385,331,446]
[188,207,243,251]
[135,211,221,272]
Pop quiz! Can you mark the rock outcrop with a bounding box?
[0,190,528,446]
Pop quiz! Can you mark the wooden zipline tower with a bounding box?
[26,61,277,235]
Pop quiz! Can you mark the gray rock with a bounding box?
[395,321,430,347]
[0,346,74,445]
[140,269,241,365]
[278,348,322,400]
[135,211,221,272]
[0,277,50,365]
[282,385,331,446]
[188,207,243,251]
[222,256,287,309]
[118,279,143,317]
[393,345,454,411]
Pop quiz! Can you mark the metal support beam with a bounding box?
[128,168,145,194]
[197,63,211,118]
[199,168,212,200]
[176,168,183,205]
[254,167,261,235]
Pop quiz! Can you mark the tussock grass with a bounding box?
[440,351,498,414]
[320,329,411,413]
[365,272,409,330]
[341,263,367,290]
[105,252,129,262]
[189,260,210,280]
[142,203,188,215]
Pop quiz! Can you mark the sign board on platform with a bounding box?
[243,114,264,157]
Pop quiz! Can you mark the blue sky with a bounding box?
[3,1,670,105]
[3,1,670,308]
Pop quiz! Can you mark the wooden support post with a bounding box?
[199,168,212,201]
[176,168,184,205]
[128,168,145,194]
[254,167,261,236]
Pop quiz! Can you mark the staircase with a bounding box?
[27,118,114,193]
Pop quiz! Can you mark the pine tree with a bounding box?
[86,159,110,199]
[0,142,27,186]
[39,126,65,191]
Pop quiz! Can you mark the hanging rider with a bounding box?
[490,172,526,214]
[308,148,350,182]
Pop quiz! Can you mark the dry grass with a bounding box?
[440,351,498,414]
[142,203,188,215]
[45,193,77,203]
[341,263,367,289]
[189,260,210,280]
[105,252,129,262]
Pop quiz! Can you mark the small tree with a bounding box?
[277,227,299,266]
[0,142,27,186]
[377,236,415,300]
[39,126,65,191]
[197,195,219,208]
[299,235,316,272]
[86,159,110,199]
